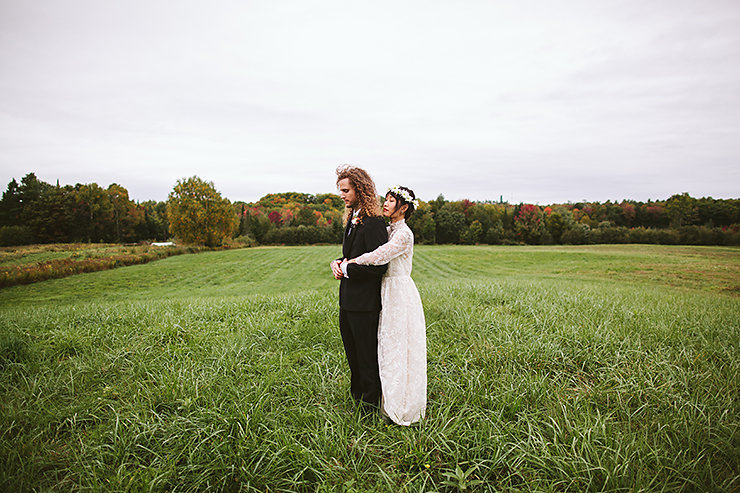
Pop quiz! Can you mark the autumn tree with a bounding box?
[514,204,547,244]
[167,176,237,246]
[316,193,344,210]
[296,206,318,226]
[544,208,567,243]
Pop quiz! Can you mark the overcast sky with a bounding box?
[1,0,738,204]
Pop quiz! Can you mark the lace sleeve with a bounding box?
[354,228,412,266]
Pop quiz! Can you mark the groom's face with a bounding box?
[338,178,358,209]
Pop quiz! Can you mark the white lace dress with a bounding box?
[354,219,426,425]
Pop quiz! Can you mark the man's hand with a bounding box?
[330,259,344,279]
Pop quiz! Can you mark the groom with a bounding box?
[330,165,388,410]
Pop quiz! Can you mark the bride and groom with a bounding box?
[329,165,426,426]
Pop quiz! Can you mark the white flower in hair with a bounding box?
[388,186,419,208]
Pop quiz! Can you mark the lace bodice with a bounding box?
[354,219,414,276]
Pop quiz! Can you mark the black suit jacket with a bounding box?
[339,215,388,311]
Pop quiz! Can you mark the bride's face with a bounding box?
[382,194,396,217]
[383,194,407,219]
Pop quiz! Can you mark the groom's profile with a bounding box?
[330,164,388,411]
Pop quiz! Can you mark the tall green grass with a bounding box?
[1,245,738,491]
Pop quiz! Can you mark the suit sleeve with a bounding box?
[346,218,389,280]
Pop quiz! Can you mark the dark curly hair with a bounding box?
[387,186,417,220]
[335,164,382,224]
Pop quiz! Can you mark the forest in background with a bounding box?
[1,172,739,247]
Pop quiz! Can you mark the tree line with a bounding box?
[235,190,740,247]
[1,172,739,247]
[403,194,740,246]
[0,173,168,246]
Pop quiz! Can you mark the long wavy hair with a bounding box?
[335,164,382,225]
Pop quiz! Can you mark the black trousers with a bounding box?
[339,308,381,406]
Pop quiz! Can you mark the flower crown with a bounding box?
[388,186,419,208]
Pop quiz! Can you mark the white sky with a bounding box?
[1,0,739,204]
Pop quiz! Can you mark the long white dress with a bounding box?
[354,219,426,425]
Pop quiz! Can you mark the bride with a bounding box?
[343,186,426,426]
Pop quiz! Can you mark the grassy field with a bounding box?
[0,243,205,288]
[0,245,738,491]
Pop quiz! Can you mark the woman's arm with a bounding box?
[344,217,389,279]
[350,228,412,266]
